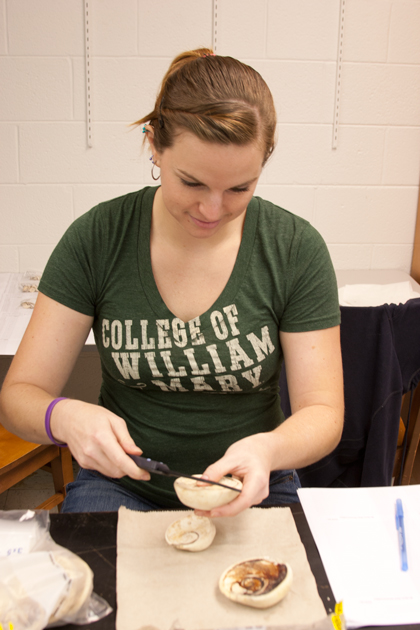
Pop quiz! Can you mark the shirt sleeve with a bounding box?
[38,207,103,317]
[279,222,340,332]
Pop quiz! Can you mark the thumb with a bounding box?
[202,457,233,483]
[110,418,142,455]
[124,442,143,455]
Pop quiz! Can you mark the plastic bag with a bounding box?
[0,509,112,630]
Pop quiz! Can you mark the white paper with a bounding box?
[0,272,96,354]
[338,280,420,306]
[298,485,420,628]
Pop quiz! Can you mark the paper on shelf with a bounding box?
[0,272,96,354]
[338,280,420,306]
[298,485,420,628]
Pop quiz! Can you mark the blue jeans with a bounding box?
[61,467,301,513]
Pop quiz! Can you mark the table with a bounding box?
[48,505,334,630]
[48,507,420,630]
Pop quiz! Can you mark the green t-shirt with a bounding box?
[39,186,340,507]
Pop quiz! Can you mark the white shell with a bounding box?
[219,558,293,608]
[165,514,216,551]
[174,475,243,510]
[48,551,93,622]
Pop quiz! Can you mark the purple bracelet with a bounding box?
[45,397,68,447]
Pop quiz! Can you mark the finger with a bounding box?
[193,485,246,518]
[194,473,268,518]
[94,451,150,481]
[78,431,149,481]
[120,452,151,481]
[210,486,265,518]
[120,448,152,480]
[107,417,149,479]
[125,443,143,455]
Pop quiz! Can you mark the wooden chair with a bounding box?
[396,188,420,483]
[0,424,74,511]
[393,383,420,485]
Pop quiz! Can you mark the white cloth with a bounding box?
[338,280,420,307]
[116,506,327,630]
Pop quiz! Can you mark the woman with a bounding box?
[0,49,344,516]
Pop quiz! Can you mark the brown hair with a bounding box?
[133,48,276,166]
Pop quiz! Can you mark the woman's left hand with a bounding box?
[194,432,274,518]
[195,326,344,519]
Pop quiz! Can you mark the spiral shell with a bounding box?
[219,558,292,608]
[165,514,216,552]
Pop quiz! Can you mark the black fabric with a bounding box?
[280,299,420,488]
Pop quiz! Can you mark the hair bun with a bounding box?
[133,48,276,166]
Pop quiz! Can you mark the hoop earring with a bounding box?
[149,155,160,181]
[151,163,160,181]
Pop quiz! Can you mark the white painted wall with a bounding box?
[0,0,419,273]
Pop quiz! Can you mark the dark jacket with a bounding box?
[280,299,420,487]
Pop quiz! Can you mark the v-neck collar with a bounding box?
[138,186,259,328]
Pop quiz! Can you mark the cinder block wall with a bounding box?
[1,0,419,272]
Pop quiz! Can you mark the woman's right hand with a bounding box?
[0,294,149,482]
[49,398,149,481]
[0,294,149,481]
